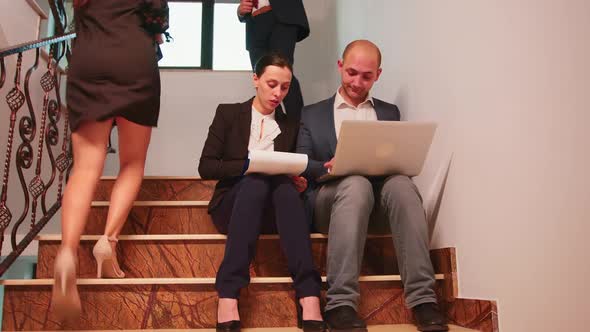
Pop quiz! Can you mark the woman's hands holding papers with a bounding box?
[291,176,308,193]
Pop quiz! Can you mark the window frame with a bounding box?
[159,0,214,70]
[162,0,244,70]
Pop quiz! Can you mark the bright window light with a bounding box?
[159,2,202,68]
[213,3,252,71]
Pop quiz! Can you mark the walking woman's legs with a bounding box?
[91,117,152,278]
[103,117,152,238]
[52,119,113,320]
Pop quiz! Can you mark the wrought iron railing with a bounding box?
[0,1,75,275]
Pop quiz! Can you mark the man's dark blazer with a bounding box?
[240,0,310,50]
[296,94,401,219]
[198,98,300,212]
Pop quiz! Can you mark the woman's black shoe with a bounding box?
[216,320,241,332]
[296,300,326,332]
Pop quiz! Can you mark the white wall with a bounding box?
[103,0,340,175]
[335,0,590,331]
[296,0,341,104]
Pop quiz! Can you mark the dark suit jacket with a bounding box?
[198,98,300,212]
[240,0,310,50]
[295,95,401,218]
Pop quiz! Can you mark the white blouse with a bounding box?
[248,107,281,152]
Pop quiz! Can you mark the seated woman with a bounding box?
[198,52,325,332]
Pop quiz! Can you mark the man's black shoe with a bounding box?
[324,305,367,331]
[412,303,449,332]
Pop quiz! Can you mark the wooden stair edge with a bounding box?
[37,325,476,331]
[91,200,210,207]
[100,176,205,180]
[0,274,446,286]
[35,234,396,241]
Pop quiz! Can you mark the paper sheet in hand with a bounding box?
[246,150,308,176]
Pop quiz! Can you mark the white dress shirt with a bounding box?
[333,89,378,138]
[248,107,281,152]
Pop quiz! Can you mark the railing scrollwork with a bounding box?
[0,0,75,275]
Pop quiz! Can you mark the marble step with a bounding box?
[0,277,496,331]
[35,236,455,281]
[84,201,217,235]
[55,326,477,332]
[1,277,436,330]
[95,176,215,201]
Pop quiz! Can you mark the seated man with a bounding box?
[296,40,448,332]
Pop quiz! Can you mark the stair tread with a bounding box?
[91,200,209,206]
[36,233,392,241]
[64,325,475,331]
[100,176,204,180]
[0,274,445,286]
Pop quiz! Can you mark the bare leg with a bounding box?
[300,296,322,321]
[103,117,152,238]
[217,298,240,323]
[60,120,113,250]
[52,119,112,320]
[94,117,151,276]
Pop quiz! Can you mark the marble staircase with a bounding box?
[1,177,498,331]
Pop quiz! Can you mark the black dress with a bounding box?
[66,0,162,131]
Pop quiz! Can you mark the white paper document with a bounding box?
[245,150,308,176]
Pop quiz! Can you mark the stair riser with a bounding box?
[95,179,216,201]
[2,282,430,330]
[37,238,403,278]
[85,206,218,235]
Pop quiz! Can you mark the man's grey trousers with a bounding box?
[314,175,437,311]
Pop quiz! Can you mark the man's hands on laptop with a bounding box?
[291,176,308,192]
[324,158,335,173]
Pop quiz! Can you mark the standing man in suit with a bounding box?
[238,0,309,122]
[296,40,448,332]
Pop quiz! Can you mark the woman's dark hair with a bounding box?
[254,52,293,77]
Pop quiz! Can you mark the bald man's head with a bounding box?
[337,40,383,107]
[342,40,382,67]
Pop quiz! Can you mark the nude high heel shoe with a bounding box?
[92,235,125,278]
[51,248,81,321]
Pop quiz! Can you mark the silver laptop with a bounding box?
[318,120,437,181]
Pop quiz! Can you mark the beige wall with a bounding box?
[335,0,590,331]
[0,0,41,45]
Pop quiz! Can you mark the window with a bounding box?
[159,0,251,70]
[158,2,203,67]
[212,2,251,70]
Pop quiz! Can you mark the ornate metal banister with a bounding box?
[0,0,75,276]
[0,33,76,59]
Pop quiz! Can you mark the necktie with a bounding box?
[253,0,259,9]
